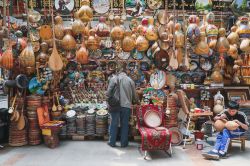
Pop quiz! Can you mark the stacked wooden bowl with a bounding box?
[27,95,42,145]
[165,95,178,128]
[9,97,28,146]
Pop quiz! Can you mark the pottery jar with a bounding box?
[62,27,77,50]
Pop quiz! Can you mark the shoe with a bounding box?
[107,142,116,147]
[120,145,128,148]
[218,152,227,159]
[202,151,220,160]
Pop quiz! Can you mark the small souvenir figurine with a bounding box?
[195,32,209,55]
[213,91,224,114]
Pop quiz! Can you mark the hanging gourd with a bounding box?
[86,29,100,50]
[216,28,230,54]
[19,43,35,70]
[72,12,85,35]
[186,15,200,45]
[54,15,65,40]
[227,26,239,45]
[36,42,49,66]
[237,16,250,39]
[111,16,125,41]
[62,27,77,50]
[195,32,209,55]
[122,30,136,52]
[96,16,110,38]
[136,32,149,52]
[77,0,93,23]
[76,39,89,64]
[15,31,27,51]
[0,48,14,70]
[175,23,184,48]
[146,17,158,41]
[206,12,218,50]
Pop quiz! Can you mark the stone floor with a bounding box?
[0,140,249,166]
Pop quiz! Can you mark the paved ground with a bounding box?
[0,140,249,166]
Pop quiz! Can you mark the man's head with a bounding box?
[227,100,239,116]
[117,62,127,74]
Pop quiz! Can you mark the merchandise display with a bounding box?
[0,0,249,151]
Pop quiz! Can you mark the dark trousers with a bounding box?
[109,107,131,147]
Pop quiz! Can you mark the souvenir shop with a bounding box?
[0,0,249,151]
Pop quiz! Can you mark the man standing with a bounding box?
[106,63,138,147]
[202,100,249,160]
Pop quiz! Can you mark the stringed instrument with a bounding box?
[48,0,63,72]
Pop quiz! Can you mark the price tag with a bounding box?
[42,129,51,136]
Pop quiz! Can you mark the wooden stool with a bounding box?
[229,136,247,151]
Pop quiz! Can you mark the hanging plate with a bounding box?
[140,61,150,71]
[181,73,192,84]
[107,61,118,71]
[125,0,146,17]
[144,110,162,128]
[92,0,110,14]
[129,70,145,87]
[147,0,163,10]
[131,49,145,60]
[169,127,183,146]
[150,70,166,89]
[54,0,75,15]
[118,51,130,60]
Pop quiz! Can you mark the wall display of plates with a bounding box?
[107,61,118,71]
[125,0,146,17]
[89,49,102,59]
[127,62,138,71]
[102,48,115,60]
[118,51,131,60]
[129,70,146,88]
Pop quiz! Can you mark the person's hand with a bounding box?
[233,120,241,125]
[219,114,227,120]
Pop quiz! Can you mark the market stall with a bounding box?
[0,0,250,149]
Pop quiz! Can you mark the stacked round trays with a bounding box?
[95,109,108,136]
[86,109,96,136]
[165,95,178,128]
[76,114,86,135]
[27,95,42,145]
[9,97,28,147]
[66,110,77,136]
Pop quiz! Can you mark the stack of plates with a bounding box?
[95,109,108,136]
[9,121,28,146]
[86,112,96,136]
[27,95,42,145]
[59,125,67,138]
[76,114,86,135]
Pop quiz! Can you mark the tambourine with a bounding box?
[147,0,163,10]
[92,0,110,14]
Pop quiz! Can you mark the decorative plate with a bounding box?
[125,0,146,17]
[140,61,150,71]
[191,73,203,84]
[127,62,137,71]
[28,77,44,95]
[102,48,115,60]
[118,51,130,60]
[89,49,102,59]
[169,127,183,146]
[189,60,199,72]
[87,71,105,83]
[144,110,162,128]
[131,49,145,60]
[150,70,166,89]
[147,0,163,10]
[107,61,118,71]
[96,109,108,116]
[181,73,192,84]
[54,0,75,15]
[200,57,212,71]
[92,0,110,14]
[129,70,146,87]
[142,87,166,105]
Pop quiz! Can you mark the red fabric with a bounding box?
[137,104,172,151]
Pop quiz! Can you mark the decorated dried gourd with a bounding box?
[186,15,200,44]
[194,32,209,55]
[199,15,208,33]
[206,12,218,50]
[72,12,84,35]
[227,26,239,45]
[122,31,135,52]
[237,16,250,39]
[195,0,213,13]
[146,17,158,41]
[76,39,89,64]
[19,43,35,69]
[96,16,110,37]
[225,121,239,130]
[62,27,76,50]
[54,15,64,40]
[86,29,100,50]
[175,23,184,48]
[167,15,175,36]
[77,0,93,22]
[240,38,250,52]
[136,31,149,52]
[111,16,125,41]
[216,28,230,54]
[213,99,224,114]
[0,48,14,70]
[36,42,49,65]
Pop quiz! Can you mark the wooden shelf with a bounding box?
[189,112,213,117]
